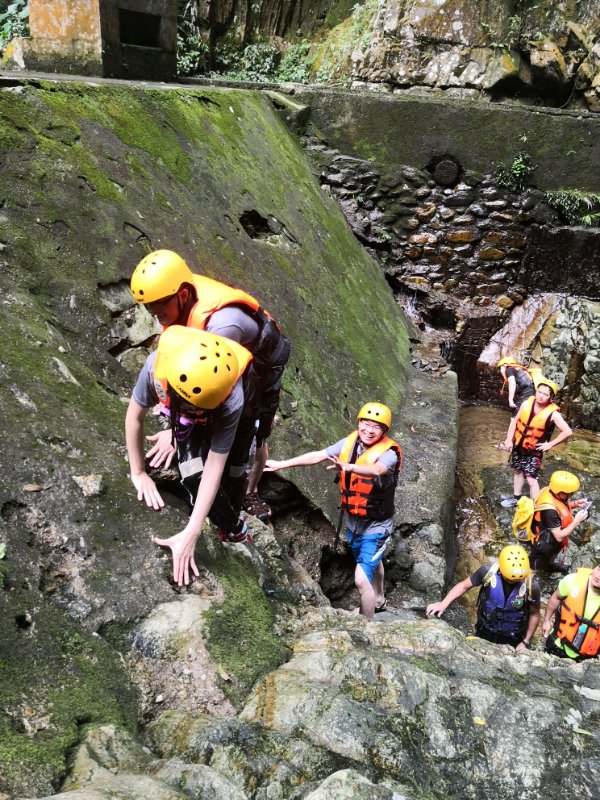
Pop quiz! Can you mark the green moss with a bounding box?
[409,655,452,677]
[203,549,289,706]
[0,599,137,795]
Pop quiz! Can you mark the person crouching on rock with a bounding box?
[426,545,540,652]
[497,356,535,414]
[265,402,402,620]
[125,326,258,586]
[542,563,600,662]
[497,377,572,508]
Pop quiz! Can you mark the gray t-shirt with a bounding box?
[132,351,244,454]
[326,435,399,537]
[206,306,259,348]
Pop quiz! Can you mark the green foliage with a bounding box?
[0,0,28,49]
[544,189,600,225]
[276,42,312,83]
[496,151,535,192]
[177,19,209,76]
[219,42,280,82]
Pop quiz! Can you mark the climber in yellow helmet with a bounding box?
[265,403,402,620]
[426,545,541,651]
[496,356,535,414]
[130,249,291,524]
[529,470,589,573]
[125,326,258,586]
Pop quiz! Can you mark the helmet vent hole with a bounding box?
[193,387,201,395]
[180,374,187,383]
[226,365,231,372]
[213,366,218,373]
[199,356,207,361]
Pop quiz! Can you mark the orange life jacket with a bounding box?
[338,431,402,520]
[187,275,269,330]
[152,337,253,410]
[533,486,574,551]
[556,568,600,657]
[513,396,559,450]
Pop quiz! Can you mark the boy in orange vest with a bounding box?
[130,249,290,523]
[265,403,402,620]
[125,327,258,586]
[497,378,572,508]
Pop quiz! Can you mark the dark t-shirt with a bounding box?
[530,508,564,569]
[470,562,541,607]
[506,366,535,407]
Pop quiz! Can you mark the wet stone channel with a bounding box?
[451,404,600,638]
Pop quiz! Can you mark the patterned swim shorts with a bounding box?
[509,447,542,477]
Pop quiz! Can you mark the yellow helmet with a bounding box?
[131,250,194,304]
[497,356,517,368]
[498,545,530,582]
[533,374,559,396]
[357,402,392,430]
[154,326,240,409]
[549,470,580,496]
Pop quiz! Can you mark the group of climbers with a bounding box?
[426,355,598,661]
[125,249,398,617]
[126,249,290,585]
[124,269,598,657]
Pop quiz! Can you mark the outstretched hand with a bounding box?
[130,472,165,510]
[425,602,445,618]
[326,455,350,473]
[146,429,176,469]
[264,459,283,473]
[153,528,200,586]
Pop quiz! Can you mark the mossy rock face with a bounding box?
[0,79,410,796]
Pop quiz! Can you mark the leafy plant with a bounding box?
[544,189,600,225]
[275,42,312,83]
[0,0,29,50]
[496,152,535,192]
[219,42,279,82]
[177,19,209,76]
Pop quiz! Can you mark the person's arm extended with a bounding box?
[154,448,228,586]
[507,375,517,408]
[542,589,565,637]
[265,450,330,471]
[125,399,165,510]
[549,508,588,542]
[426,577,474,617]
[536,411,572,452]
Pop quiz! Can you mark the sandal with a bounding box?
[375,601,388,613]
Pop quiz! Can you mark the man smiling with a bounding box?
[265,403,402,619]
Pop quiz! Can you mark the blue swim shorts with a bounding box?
[347,530,390,584]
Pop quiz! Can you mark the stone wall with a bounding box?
[290,94,600,427]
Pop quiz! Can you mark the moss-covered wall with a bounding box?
[0,78,410,795]
[295,87,600,192]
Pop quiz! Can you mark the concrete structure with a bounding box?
[2,0,177,80]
